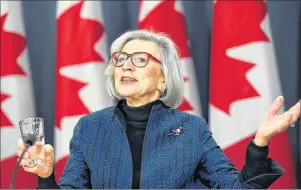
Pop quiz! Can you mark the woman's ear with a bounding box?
[160,80,166,93]
[157,76,166,94]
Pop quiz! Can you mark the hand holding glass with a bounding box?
[19,117,45,168]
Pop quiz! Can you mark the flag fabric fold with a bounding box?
[209,1,296,188]
[54,0,113,181]
[138,0,202,117]
[1,1,37,188]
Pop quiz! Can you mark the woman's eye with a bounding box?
[137,58,146,62]
[118,58,126,62]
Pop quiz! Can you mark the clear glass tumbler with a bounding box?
[19,117,45,168]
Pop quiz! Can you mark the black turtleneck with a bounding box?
[117,99,162,189]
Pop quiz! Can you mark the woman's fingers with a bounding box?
[17,139,25,156]
[19,152,29,160]
[276,112,293,132]
[18,138,25,148]
[266,96,284,118]
[287,101,301,124]
[17,149,25,157]
[45,144,54,157]
[17,139,55,176]
[44,144,55,167]
[17,141,55,176]
[21,158,30,167]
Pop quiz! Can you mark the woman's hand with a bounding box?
[254,96,300,147]
[17,139,55,178]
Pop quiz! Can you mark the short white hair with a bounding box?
[104,29,184,108]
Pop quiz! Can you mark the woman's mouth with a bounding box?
[121,76,138,84]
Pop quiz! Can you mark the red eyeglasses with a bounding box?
[111,52,161,68]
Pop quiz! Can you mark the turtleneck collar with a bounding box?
[118,99,162,122]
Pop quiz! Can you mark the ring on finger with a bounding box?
[290,122,295,127]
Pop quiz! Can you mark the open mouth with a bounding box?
[121,76,138,82]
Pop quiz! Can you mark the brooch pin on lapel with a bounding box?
[168,127,183,136]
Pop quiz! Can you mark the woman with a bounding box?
[18,30,300,189]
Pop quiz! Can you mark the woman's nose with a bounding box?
[122,58,135,70]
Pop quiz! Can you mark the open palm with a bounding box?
[255,96,300,146]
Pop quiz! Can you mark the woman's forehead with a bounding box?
[122,40,160,55]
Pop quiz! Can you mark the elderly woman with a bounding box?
[18,30,300,189]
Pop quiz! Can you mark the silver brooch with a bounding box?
[168,127,183,136]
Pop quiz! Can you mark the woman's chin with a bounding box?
[118,90,139,98]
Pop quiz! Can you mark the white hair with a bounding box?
[104,29,184,108]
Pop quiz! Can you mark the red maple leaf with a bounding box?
[1,13,26,128]
[0,94,13,127]
[55,1,105,129]
[209,1,269,115]
[139,0,194,112]
[139,0,191,58]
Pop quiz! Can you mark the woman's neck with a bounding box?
[125,97,160,107]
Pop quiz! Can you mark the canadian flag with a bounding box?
[0,1,37,188]
[138,0,202,116]
[54,0,113,181]
[209,1,296,188]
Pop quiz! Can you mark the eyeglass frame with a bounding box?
[111,51,161,68]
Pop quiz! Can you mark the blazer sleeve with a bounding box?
[57,117,92,189]
[195,120,284,189]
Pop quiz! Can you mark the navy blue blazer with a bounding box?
[46,102,283,189]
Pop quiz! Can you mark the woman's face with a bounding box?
[114,40,165,104]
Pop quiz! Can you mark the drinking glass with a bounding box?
[19,117,45,167]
